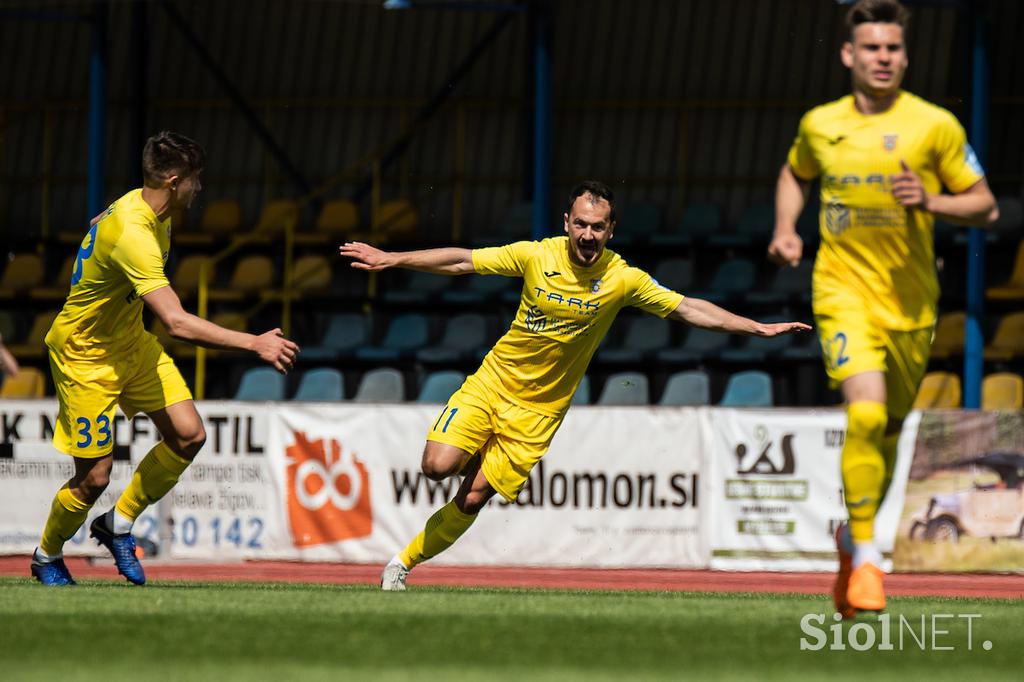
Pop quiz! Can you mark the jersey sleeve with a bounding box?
[786,111,820,181]
[471,241,540,277]
[110,224,170,298]
[932,113,985,194]
[624,267,684,317]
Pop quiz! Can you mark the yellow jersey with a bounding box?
[471,236,683,416]
[787,90,984,330]
[46,189,172,360]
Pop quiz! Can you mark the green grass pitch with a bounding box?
[1,578,1020,681]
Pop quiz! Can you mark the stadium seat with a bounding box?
[353,367,405,402]
[597,372,650,405]
[571,375,591,405]
[986,240,1024,301]
[615,203,661,245]
[234,367,285,401]
[651,258,695,293]
[354,313,430,362]
[651,203,720,247]
[719,316,797,363]
[380,269,453,305]
[708,203,773,248]
[687,259,757,304]
[929,311,966,360]
[5,310,59,359]
[293,368,345,402]
[299,198,361,245]
[416,313,488,364]
[474,201,532,246]
[0,253,45,298]
[255,199,299,236]
[984,312,1024,361]
[0,367,46,398]
[376,199,418,243]
[417,370,466,403]
[440,274,515,304]
[171,254,212,299]
[29,255,74,302]
[209,255,276,301]
[913,371,961,409]
[597,316,671,365]
[981,372,1023,411]
[659,370,710,406]
[655,326,730,364]
[747,260,813,306]
[178,198,241,245]
[720,370,773,407]
[302,313,370,361]
[288,255,332,298]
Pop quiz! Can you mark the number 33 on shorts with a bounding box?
[75,415,113,449]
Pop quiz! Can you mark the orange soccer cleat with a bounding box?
[833,523,856,619]
[847,562,886,613]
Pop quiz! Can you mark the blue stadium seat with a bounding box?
[235,367,286,401]
[720,370,773,407]
[719,317,798,364]
[571,375,591,405]
[614,203,661,245]
[416,313,489,364]
[708,203,774,248]
[354,314,430,362]
[651,203,720,247]
[651,258,695,293]
[302,313,370,361]
[353,368,405,402]
[597,316,672,365]
[440,274,515,305]
[417,370,466,403]
[597,372,650,405]
[380,270,453,305]
[747,260,813,306]
[293,368,345,402]
[686,259,757,305]
[655,327,731,364]
[659,370,710,406]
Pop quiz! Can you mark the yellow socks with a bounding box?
[841,401,888,543]
[398,501,477,569]
[39,486,92,557]
[877,432,900,506]
[114,442,191,522]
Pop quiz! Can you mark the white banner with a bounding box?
[708,408,916,571]
[265,404,707,567]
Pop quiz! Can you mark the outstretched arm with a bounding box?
[668,297,811,337]
[143,286,299,374]
[339,241,475,275]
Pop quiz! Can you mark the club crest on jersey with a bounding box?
[589,279,603,293]
[882,134,898,151]
[825,201,851,236]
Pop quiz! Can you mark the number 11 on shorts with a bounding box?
[433,405,458,433]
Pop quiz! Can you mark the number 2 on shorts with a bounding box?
[432,405,459,433]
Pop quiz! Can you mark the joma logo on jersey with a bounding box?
[531,287,600,311]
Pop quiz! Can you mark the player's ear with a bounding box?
[840,41,854,69]
[165,173,180,191]
[563,213,570,234]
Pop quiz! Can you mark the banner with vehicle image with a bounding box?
[893,410,1024,572]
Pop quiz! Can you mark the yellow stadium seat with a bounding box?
[171,254,212,298]
[376,199,418,243]
[982,373,1024,411]
[0,367,46,398]
[30,256,75,302]
[913,371,962,409]
[290,255,332,296]
[0,253,45,298]
[984,312,1024,361]
[5,310,59,359]
[929,311,965,360]
[295,199,363,246]
[986,241,1024,301]
[201,199,242,235]
[209,255,276,301]
[255,199,299,236]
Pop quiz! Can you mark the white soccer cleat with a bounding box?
[380,561,409,591]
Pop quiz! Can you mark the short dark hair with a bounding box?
[846,0,909,38]
[566,180,616,223]
[142,131,205,187]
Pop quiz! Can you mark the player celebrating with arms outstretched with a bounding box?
[768,0,997,617]
[343,180,810,590]
[32,132,299,586]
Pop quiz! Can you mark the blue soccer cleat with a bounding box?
[31,554,77,586]
[90,513,146,585]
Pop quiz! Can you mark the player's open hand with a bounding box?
[339,242,394,271]
[767,232,803,267]
[891,159,929,209]
[753,321,812,337]
[253,328,299,374]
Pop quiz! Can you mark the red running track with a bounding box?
[2,556,1021,599]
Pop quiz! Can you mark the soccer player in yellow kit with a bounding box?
[342,180,811,590]
[768,0,998,617]
[32,131,299,586]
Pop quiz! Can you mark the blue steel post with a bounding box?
[531,2,551,240]
[87,2,108,221]
[963,3,990,409]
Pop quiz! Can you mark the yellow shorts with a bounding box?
[49,333,193,458]
[425,373,563,502]
[815,309,932,420]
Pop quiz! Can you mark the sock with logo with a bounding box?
[39,485,93,557]
[398,501,477,569]
[841,401,888,544]
[114,442,191,524]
